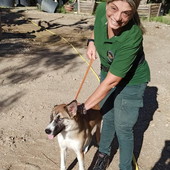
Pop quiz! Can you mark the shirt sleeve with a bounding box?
[109,26,143,78]
[95,2,106,18]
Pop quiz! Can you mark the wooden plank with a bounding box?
[138,4,150,19]
[138,3,161,20]
[150,3,162,17]
[77,0,95,14]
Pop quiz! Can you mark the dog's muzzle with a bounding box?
[45,122,65,140]
[45,128,52,134]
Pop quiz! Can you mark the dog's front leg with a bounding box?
[76,151,85,170]
[60,147,67,170]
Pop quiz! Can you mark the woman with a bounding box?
[78,0,150,169]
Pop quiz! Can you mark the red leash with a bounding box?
[75,59,94,100]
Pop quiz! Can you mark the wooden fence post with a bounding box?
[138,3,162,21]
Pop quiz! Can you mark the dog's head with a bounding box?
[45,100,78,139]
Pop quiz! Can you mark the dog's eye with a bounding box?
[54,119,58,123]
[55,115,63,122]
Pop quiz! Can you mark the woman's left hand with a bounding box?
[86,41,97,60]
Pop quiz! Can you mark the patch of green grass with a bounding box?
[150,15,170,25]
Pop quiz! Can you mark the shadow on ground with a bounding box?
[151,140,170,170]
[0,91,25,112]
[134,86,158,161]
[0,7,94,86]
[1,7,93,45]
[0,7,94,113]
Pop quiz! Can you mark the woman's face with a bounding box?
[106,0,134,30]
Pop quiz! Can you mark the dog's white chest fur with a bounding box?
[57,132,83,150]
[57,132,87,170]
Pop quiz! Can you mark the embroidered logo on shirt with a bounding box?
[107,51,115,63]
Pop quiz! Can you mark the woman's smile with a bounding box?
[109,17,121,26]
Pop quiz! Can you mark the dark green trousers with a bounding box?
[99,75,147,170]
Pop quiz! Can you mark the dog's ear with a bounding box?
[65,100,78,118]
[50,105,57,122]
[51,105,58,115]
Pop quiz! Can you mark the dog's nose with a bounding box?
[45,129,51,134]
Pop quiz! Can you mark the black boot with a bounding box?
[93,152,110,170]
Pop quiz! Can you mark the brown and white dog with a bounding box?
[45,100,102,170]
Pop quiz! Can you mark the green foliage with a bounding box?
[56,6,66,13]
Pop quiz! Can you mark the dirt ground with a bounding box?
[0,7,170,170]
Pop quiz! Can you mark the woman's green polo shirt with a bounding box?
[94,2,150,85]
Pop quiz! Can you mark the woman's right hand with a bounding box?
[86,42,97,60]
